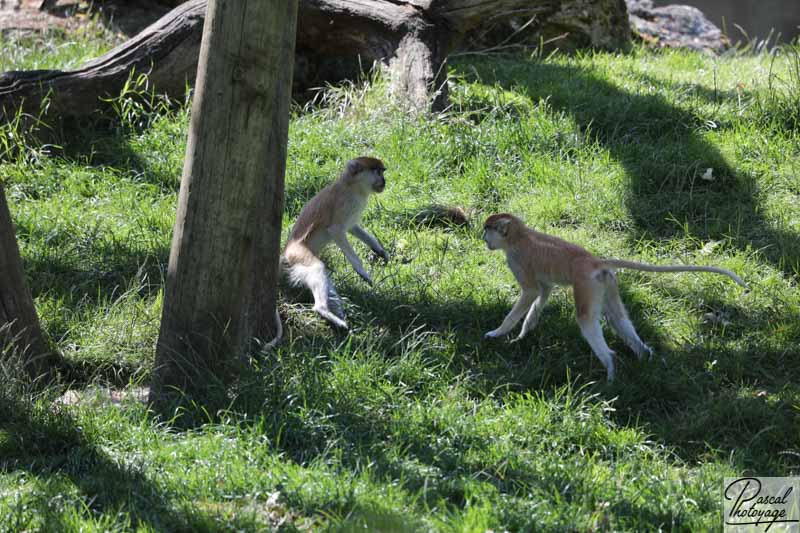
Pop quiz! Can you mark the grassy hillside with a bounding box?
[1,27,799,531]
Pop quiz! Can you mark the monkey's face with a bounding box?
[345,157,387,194]
[354,167,386,194]
[370,166,386,193]
[483,226,503,250]
[483,216,511,250]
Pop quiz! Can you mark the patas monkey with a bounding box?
[282,157,389,329]
[482,213,745,381]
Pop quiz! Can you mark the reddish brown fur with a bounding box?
[351,156,385,170]
[412,205,471,228]
[485,213,601,288]
[281,157,388,329]
[287,158,386,251]
[483,212,743,381]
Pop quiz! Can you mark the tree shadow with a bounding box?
[54,125,182,193]
[1,394,178,530]
[8,121,176,317]
[17,230,168,305]
[13,217,169,384]
[453,57,800,279]
[248,255,799,480]
[218,283,720,527]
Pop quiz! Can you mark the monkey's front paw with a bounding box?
[369,247,389,263]
[359,271,374,286]
[509,335,524,344]
[484,330,503,339]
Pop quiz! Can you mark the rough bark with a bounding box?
[0,0,629,125]
[0,183,57,379]
[389,27,451,111]
[151,0,297,400]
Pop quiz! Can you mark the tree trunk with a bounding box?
[150,0,297,401]
[0,183,57,379]
[0,0,627,127]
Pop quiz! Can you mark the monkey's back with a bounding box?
[287,181,339,246]
[519,229,595,285]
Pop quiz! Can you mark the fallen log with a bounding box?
[0,0,629,125]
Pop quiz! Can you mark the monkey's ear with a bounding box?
[495,218,511,236]
[345,159,364,176]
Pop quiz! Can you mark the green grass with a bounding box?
[0,21,124,73]
[2,27,799,530]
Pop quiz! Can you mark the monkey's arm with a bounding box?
[330,227,374,285]
[511,283,553,343]
[349,225,389,261]
[485,289,537,339]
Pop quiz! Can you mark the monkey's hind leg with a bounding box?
[602,274,653,360]
[310,274,348,329]
[575,274,616,381]
[324,282,343,316]
[289,260,348,329]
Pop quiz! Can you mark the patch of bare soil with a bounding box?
[1,0,171,36]
[1,0,72,32]
[55,386,149,407]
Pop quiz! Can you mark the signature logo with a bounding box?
[724,477,799,531]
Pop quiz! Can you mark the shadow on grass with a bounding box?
[250,272,800,479]
[19,236,168,304]
[453,57,800,279]
[10,57,798,506]
[13,125,173,311]
[15,223,168,384]
[0,394,174,530]
[216,294,703,528]
[56,128,182,193]
[0,391,281,529]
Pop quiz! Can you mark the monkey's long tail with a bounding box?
[262,308,283,349]
[600,259,747,288]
